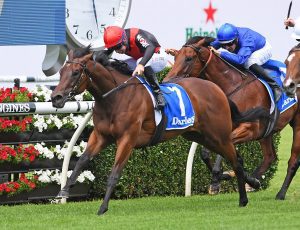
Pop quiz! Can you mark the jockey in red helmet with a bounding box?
[210,23,282,103]
[104,26,166,110]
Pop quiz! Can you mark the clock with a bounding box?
[43,0,131,76]
[66,0,132,50]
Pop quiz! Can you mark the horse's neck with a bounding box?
[86,61,129,99]
[205,56,244,93]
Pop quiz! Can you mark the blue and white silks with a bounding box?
[259,59,297,114]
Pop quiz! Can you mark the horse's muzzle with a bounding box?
[51,94,67,108]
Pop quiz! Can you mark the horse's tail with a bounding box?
[228,99,270,123]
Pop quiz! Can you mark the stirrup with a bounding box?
[273,88,283,103]
[155,92,165,110]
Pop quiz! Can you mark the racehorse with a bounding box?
[164,36,300,198]
[51,46,260,215]
[278,43,300,200]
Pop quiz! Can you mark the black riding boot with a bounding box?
[144,66,166,110]
[249,64,283,103]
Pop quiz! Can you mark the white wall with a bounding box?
[0,0,298,77]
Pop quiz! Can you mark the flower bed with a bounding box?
[0,85,95,203]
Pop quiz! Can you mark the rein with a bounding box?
[183,44,254,97]
[66,60,143,99]
[183,44,213,77]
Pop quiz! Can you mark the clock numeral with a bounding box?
[86,30,93,40]
[73,25,79,34]
[109,7,116,17]
[66,8,69,18]
[100,24,106,33]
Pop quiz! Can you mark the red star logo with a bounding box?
[204,1,217,23]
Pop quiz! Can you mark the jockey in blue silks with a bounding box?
[210,23,282,102]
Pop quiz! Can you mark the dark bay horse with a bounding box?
[278,44,300,200]
[51,46,260,215]
[164,37,300,198]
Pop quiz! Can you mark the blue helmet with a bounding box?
[217,23,238,44]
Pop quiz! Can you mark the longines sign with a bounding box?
[0,103,34,114]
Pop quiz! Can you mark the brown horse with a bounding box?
[51,46,260,215]
[278,44,300,199]
[164,37,300,199]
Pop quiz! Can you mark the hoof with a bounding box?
[239,198,248,207]
[245,183,255,192]
[56,190,69,199]
[224,170,236,178]
[251,178,261,190]
[208,184,221,195]
[98,205,108,215]
[275,193,285,200]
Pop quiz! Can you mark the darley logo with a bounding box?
[185,0,219,40]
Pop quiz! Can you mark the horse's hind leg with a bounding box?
[57,131,106,198]
[217,143,248,207]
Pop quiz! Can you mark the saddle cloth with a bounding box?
[136,76,195,130]
[259,59,297,114]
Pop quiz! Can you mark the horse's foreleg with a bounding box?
[58,131,106,198]
[200,147,213,172]
[208,155,223,195]
[98,136,135,215]
[252,136,277,180]
[276,127,300,200]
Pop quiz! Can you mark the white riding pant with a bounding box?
[244,40,272,69]
[124,50,168,73]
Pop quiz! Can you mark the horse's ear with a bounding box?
[195,37,215,47]
[68,50,74,60]
[83,53,93,62]
[195,38,206,47]
[203,37,215,46]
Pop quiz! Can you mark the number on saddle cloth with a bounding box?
[136,76,195,130]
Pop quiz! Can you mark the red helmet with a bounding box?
[104,26,126,48]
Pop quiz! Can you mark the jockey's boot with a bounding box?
[144,66,166,110]
[249,63,283,103]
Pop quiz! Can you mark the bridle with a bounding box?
[65,60,92,100]
[181,44,253,97]
[182,44,213,78]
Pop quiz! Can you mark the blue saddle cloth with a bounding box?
[136,77,195,130]
[260,59,297,113]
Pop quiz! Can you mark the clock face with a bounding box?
[66,0,131,50]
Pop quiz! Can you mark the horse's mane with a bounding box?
[72,46,132,75]
[93,50,133,75]
[185,36,215,47]
[73,45,92,59]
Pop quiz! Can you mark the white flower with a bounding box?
[34,169,95,184]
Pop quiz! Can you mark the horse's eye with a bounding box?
[72,70,80,77]
[185,57,193,62]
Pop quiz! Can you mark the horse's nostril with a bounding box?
[290,82,295,88]
[51,94,63,103]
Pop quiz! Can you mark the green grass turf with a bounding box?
[0,127,299,230]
